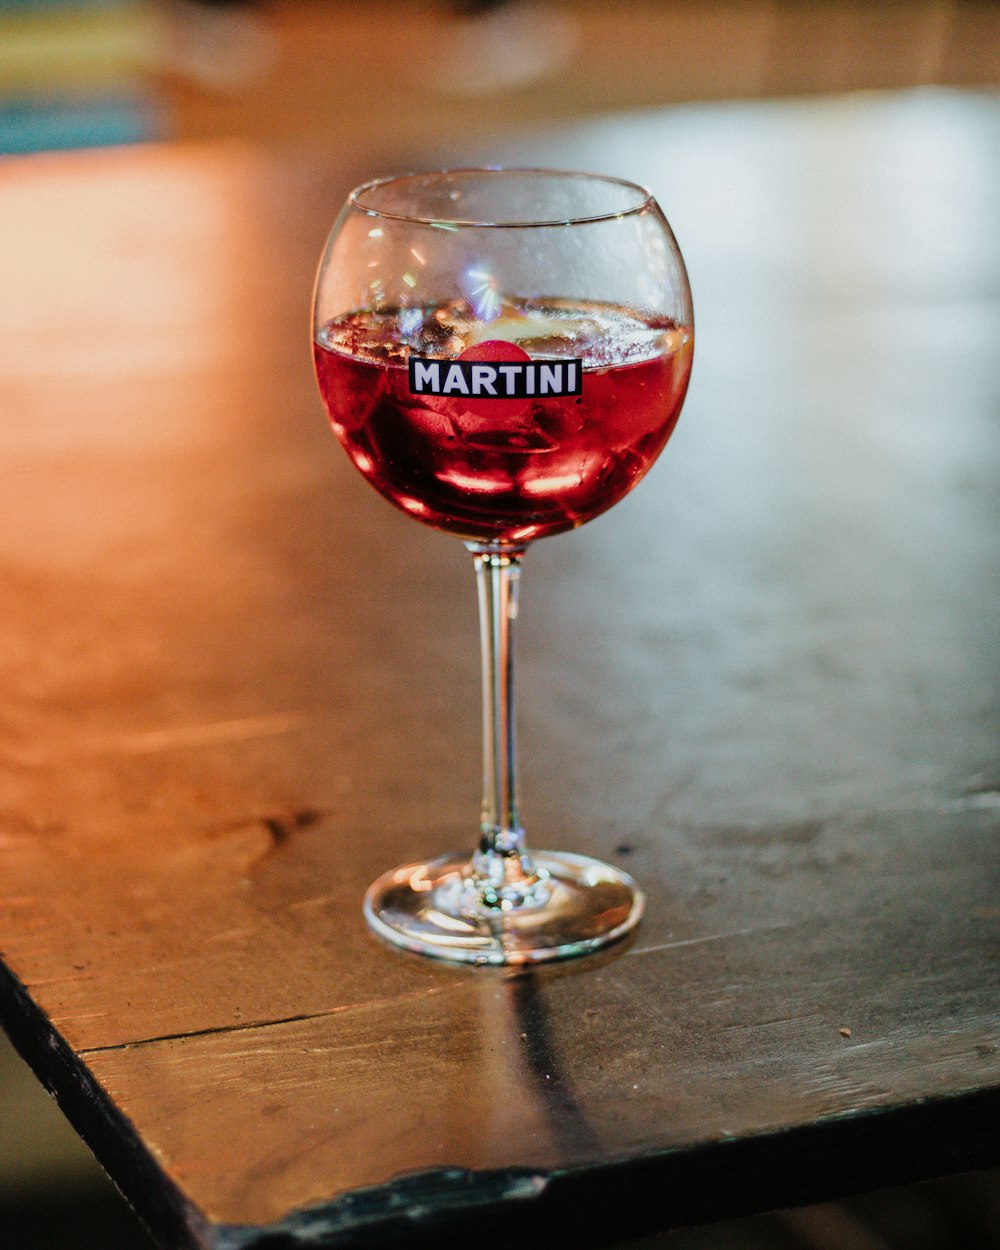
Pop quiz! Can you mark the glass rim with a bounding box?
[347,167,656,229]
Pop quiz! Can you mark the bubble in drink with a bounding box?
[313,296,693,544]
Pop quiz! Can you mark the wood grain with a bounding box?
[1,92,999,1248]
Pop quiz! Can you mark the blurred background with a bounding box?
[1,0,998,1247]
[0,0,997,156]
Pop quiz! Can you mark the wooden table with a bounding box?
[1,91,999,1249]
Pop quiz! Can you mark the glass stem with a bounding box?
[468,544,538,901]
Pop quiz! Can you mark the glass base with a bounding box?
[363,850,644,966]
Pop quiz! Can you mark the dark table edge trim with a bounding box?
[4,943,1000,1250]
[215,1084,1000,1250]
[0,957,212,1250]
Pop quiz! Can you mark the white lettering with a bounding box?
[496,365,520,395]
[412,360,440,391]
[442,363,470,395]
[409,355,582,398]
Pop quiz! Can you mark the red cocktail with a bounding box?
[314,297,692,543]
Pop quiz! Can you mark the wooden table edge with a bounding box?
[4,955,1000,1250]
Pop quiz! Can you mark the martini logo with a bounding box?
[408,340,583,403]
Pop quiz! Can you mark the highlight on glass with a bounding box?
[312,168,693,965]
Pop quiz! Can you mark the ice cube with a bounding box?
[531,399,585,443]
[469,313,603,358]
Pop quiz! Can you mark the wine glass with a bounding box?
[312,168,693,965]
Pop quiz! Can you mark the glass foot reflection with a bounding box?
[363,850,644,966]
